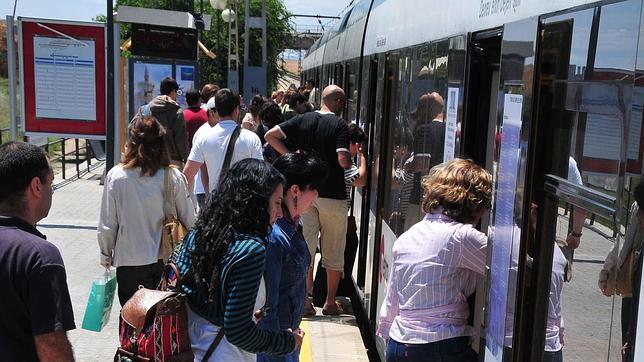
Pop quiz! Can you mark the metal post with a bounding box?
[242,0,267,100]
[106,0,116,171]
[75,139,80,177]
[227,1,239,93]
[61,140,66,179]
[7,16,18,141]
[86,140,91,172]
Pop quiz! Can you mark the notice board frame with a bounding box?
[19,17,106,139]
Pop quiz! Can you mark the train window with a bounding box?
[345,59,359,123]
[527,1,641,359]
[382,43,448,237]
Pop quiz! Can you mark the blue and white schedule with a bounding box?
[33,36,96,121]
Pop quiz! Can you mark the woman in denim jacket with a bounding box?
[258,152,327,362]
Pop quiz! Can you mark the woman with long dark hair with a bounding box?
[173,159,304,361]
[257,152,327,362]
[98,115,196,306]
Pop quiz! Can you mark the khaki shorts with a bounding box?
[302,197,348,271]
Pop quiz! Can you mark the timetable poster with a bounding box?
[33,36,96,121]
[485,93,523,361]
[443,87,459,163]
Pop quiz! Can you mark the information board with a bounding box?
[443,87,459,162]
[20,18,106,138]
[34,36,96,121]
[485,93,524,361]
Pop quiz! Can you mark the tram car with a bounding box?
[302,0,644,360]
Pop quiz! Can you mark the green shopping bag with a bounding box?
[81,269,117,332]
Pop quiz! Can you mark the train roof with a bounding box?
[303,0,601,69]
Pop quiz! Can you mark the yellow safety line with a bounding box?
[300,319,313,362]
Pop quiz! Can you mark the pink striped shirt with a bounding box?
[377,212,488,344]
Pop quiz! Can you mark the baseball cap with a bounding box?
[204,96,217,112]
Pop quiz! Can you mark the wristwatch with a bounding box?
[570,231,583,237]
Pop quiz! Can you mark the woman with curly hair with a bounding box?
[172,159,304,361]
[376,158,492,362]
[98,114,196,306]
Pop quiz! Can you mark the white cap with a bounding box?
[204,96,216,111]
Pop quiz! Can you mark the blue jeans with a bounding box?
[543,349,563,362]
[386,337,477,362]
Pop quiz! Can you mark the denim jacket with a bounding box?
[258,217,310,342]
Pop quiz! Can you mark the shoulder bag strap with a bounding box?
[202,328,226,361]
[163,167,177,217]
[219,126,242,182]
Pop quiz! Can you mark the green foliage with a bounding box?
[96,0,293,94]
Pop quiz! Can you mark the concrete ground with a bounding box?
[39,164,370,361]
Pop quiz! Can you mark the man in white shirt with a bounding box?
[191,97,219,209]
[183,89,263,196]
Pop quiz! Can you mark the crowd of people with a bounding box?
[4,75,644,362]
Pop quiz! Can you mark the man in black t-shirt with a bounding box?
[0,142,75,361]
[266,85,352,316]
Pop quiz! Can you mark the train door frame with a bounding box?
[357,55,378,291]
[478,17,540,362]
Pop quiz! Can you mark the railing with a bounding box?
[0,127,10,144]
[38,138,94,180]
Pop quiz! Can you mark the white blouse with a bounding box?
[98,166,196,267]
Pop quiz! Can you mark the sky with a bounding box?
[0,0,350,30]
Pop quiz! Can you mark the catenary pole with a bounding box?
[106,0,115,171]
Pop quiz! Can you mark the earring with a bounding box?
[294,196,298,213]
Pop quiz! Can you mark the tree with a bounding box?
[96,0,293,94]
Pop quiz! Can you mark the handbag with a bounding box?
[115,263,225,361]
[82,269,117,332]
[158,167,188,262]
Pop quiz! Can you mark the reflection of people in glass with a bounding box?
[598,195,640,362]
[401,92,446,230]
[599,180,644,361]
[377,159,492,362]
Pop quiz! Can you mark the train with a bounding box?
[301,0,644,361]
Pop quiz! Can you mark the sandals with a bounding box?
[303,298,316,317]
[322,300,345,316]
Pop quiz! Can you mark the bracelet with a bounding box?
[571,231,582,237]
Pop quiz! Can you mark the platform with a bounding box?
[40,164,370,361]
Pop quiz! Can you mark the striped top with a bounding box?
[174,230,295,355]
[377,211,487,344]
[344,165,360,207]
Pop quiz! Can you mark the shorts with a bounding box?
[302,197,348,271]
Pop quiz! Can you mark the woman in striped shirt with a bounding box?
[173,159,304,361]
[377,158,492,362]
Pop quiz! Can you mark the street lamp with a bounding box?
[221,8,236,23]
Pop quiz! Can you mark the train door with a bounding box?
[461,28,503,353]
[356,55,378,295]
[483,1,644,361]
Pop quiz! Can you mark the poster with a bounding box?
[485,93,523,361]
[20,19,106,138]
[443,87,459,162]
[33,36,96,121]
[176,65,196,108]
[132,61,172,113]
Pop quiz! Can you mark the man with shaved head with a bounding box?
[266,85,352,316]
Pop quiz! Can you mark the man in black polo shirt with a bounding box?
[0,142,75,361]
[265,85,352,316]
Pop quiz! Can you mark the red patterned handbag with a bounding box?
[114,288,193,362]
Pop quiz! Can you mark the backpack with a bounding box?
[114,263,192,362]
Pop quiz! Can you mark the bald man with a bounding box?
[265,85,352,316]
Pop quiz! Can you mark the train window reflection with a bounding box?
[532,1,642,359]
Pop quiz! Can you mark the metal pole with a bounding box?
[7,16,18,141]
[106,0,116,171]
